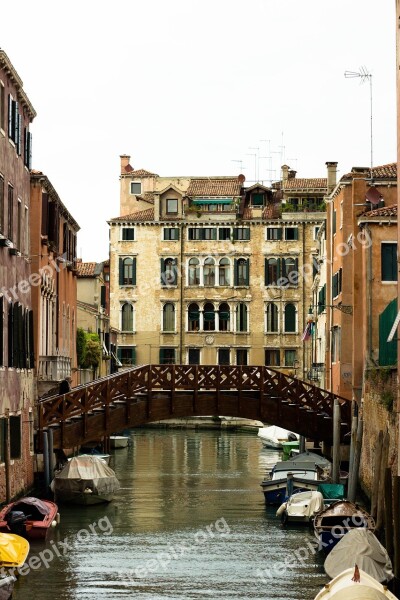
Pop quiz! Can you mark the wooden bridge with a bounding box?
[37,365,352,450]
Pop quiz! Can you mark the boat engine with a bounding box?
[5,510,28,536]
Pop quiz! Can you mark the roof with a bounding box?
[128,169,158,177]
[76,262,97,277]
[283,178,327,191]
[111,208,155,222]
[342,163,397,180]
[186,178,242,197]
[0,50,36,120]
[135,192,155,204]
[30,172,80,231]
[77,300,99,314]
[362,204,397,218]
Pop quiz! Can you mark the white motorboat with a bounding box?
[110,435,129,449]
[257,425,298,449]
[313,566,399,599]
[276,490,324,524]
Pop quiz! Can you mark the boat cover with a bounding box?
[286,491,324,518]
[318,483,345,500]
[324,529,393,583]
[0,533,29,567]
[258,425,298,441]
[51,456,120,496]
[12,497,51,516]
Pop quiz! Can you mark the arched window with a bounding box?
[121,302,134,331]
[236,303,248,332]
[188,303,200,331]
[283,257,298,284]
[284,303,296,333]
[163,303,175,332]
[161,258,177,286]
[235,258,249,286]
[265,258,279,285]
[188,258,200,286]
[123,257,134,285]
[219,258,230,286]
[266,303,279,333]
[219,303,230,331]
[203,302,215,331]
[203,257,215,286]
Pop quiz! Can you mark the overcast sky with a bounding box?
[1,0,396,261]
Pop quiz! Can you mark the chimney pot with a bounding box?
[120,154,131,173]
[326,161,338,193]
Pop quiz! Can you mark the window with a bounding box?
[203,228,217,240]
[121,228,135,241]
[219,258,230,286]
[313,226,320,240]
[0,176,4,234]
[188,228,202,240]
[10,415,21,460]
[7,185,13,241]
[284,227,299,241]
[163,228,179,240]
[332,269,342,298]
[163,303,175,332]
[0,83,4,131]
[236,349,248,366]
[188,348,200,365]
[340,201,343,229]
[252,193,264,206]
[0,419,6,463]
[266,227,282,241]
[0,297,3,367]
[219,303,230,332]
[117,346,136,366]
[7,95,18,144]
[188,303,200,331]
[284,303,296,333]
[283,257,298,282]
[203,257,215,286]
[159,348,175,364]
[266,303,279,333]
[332,210,337,235]
[265,258,279,285]
[236,303,248,332]
[331,326,341,363]
[234,258,249,286]
[100,286,106,308]
[218,348,230,365]
[119,257,136,286]
[218,228,231,240]
[121,302,134,331]
[24,128,32,169]
[233,228,250,241]
[161,258,177,286]
[166,198,178,214]
[203,302,215,331]
[381,243,397,282]
[130,182,141,195]
[284,350,296,367]
[318,284,326,315]
[188,258,200,286]
[17,199,22,251]
[265,349,280,367]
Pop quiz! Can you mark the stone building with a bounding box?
[30,171,80,396]
[108,155,329,375]
[0,50,36,500]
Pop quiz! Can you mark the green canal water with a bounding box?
[13,429,327,599]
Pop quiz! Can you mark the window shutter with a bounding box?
[131,347,136,365]
[8,302,13,367]
[119,258,124,286]
[264,259,268,286]
[0,296,3,367]
[294,258,299,275]
[13,102,18,145]
[277,228,282,240]
[12,304,18,368]
[28,309,34,368]
[159,348,165,364]
[160,258,165,284]
[233,228,238,241]
[132,257,136,285]
[174,228,180,240]
[100,286,106,308]
[16,113,21,155]
[234,259,238,286]
[293,228,299,240]
[281,258,287,279]
[17,304,24,368]
[277,258,281,281]
[245,259,250,285]
[333,210,337,235]
[28,132,32,169]
[172,258,178,285]
[7,95,12,139]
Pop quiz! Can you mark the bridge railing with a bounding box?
[38,365,351,430]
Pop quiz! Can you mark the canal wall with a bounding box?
[360,368,398,496]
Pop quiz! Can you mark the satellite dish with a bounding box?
[238,174,246,184]
[366,186,382,205]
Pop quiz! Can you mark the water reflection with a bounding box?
[13,429,326,599]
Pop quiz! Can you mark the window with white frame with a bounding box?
[219,303,230,331]
[130,181,141,195]
[188,303,200,331]
[266,227,282,241]
[166,198,178,214]
[236,303,248,332]
[219,257,231,286]
[331,326,341,363]
[266,302,279,333]
[163,228,179,241]
[121,227,135,241]
[162,303,175,332]
[203,257,216,286]
[121,302,135,332]
[188,258,200,286]
[284,303,297,333]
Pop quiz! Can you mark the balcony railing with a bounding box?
[38,355,71,382]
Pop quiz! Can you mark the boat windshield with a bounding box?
[272,470,317,480]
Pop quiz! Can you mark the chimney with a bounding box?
[288,169,297,179]
[326,162,338,193]
[281,164,290,183]
[120,154,131,173]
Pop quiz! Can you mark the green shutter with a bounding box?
[284,304,296,333]
[381,244,397,282]
[132,257,136,286]
[119,258,124,286]
[264,258,268,286]
[277,228,282,240]
[245,259,249,285]
[293,228,299,240]
[234,259,238,286]
[333,210,337,235]
[131,347,136,365]
[159,348,165,364]
[379,299,398,366]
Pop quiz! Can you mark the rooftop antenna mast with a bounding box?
[344,66,373,181]
[231,159,245,172]
[249,146,260,181]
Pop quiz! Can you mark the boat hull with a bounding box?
[262,476,323,505]
[55,491,115,505]
[314,501,376,554]
[313,567,398,599]
[0,577,15,600]
[0,499,58,540]
[110,436,129,449]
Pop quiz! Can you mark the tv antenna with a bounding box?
[344,67,373,181]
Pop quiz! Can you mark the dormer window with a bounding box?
[166,198,178,214]
[130,181,141,195]
[251,193,264,206]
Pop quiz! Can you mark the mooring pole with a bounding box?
[348,417,363,502]
[332,399,340,484]
[43,431,50,491]
[48,427,55,478]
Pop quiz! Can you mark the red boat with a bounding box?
[0,497,59,540]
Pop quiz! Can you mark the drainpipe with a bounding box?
[179,223,184,364]
[302,222,306,379]
[365,225,373,362]
[4,416,11,502]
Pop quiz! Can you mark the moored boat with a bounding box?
[276,490,324,524]
[257,425,298,449]
[0,577,17,600]
[51,455,120,505]
[313,566,399,599]
[324,528,393,584]
[314,500,375,554]
[110,435,129,449]
[261,451,332,505]
[0,497,59,540]
[0,532,29,568]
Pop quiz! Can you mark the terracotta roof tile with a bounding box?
[263,203,282,219]
[342,163,397,180]
[76,262,97,277]
[135,192,155,204]
[129,169,158,177]
[362,204,397,218]
[283,178,327,191]
[187,178,241,197]
[112,208,155,222]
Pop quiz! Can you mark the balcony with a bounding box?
[38,355,71,382]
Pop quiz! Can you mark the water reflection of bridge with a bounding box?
[37,365,351,450]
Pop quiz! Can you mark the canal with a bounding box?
[13,429,327,599]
